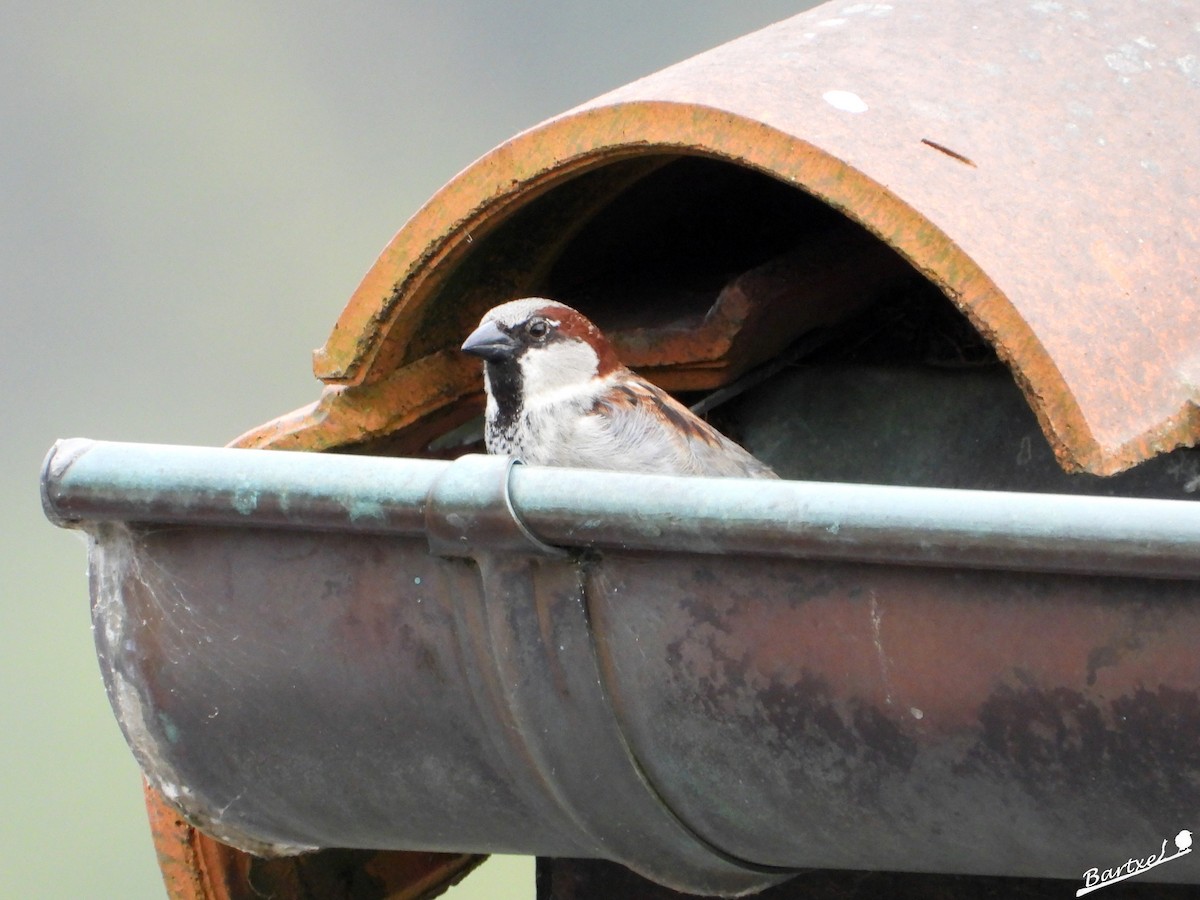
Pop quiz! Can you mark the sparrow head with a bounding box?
[461,299,623,402]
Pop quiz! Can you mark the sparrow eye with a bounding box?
[526,318,551,340]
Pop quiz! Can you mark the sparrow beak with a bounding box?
[461,320,519,362]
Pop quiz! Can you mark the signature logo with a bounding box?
[1077,829,1192,896]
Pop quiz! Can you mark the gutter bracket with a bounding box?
[426,454,568,558]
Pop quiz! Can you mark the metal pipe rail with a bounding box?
[43,438,1200,579]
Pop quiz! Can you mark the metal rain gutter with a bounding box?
[41,438,1200,892]
[43,438,1200,578]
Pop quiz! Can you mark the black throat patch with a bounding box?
[485,358,524,447]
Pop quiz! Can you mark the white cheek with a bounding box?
[518,341,600,404]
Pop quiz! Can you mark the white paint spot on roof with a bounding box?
[823,90,868,113]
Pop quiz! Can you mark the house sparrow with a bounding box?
[461,298,777,478]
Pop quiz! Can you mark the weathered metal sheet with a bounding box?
[298,0,1200,476]
[42,439,1200,893]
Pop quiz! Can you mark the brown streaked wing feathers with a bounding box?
[590,376,777,478]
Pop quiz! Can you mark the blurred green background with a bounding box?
[3,3,815,897]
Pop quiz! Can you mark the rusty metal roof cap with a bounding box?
[314,0,1200,476]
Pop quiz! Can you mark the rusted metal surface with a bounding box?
[42,438,1200,892]
[283,0,1200,476]
[143,774,482,900]
[238,352,483,455]
[144,783,236,900]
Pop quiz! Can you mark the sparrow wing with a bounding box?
[585,378,778,478]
